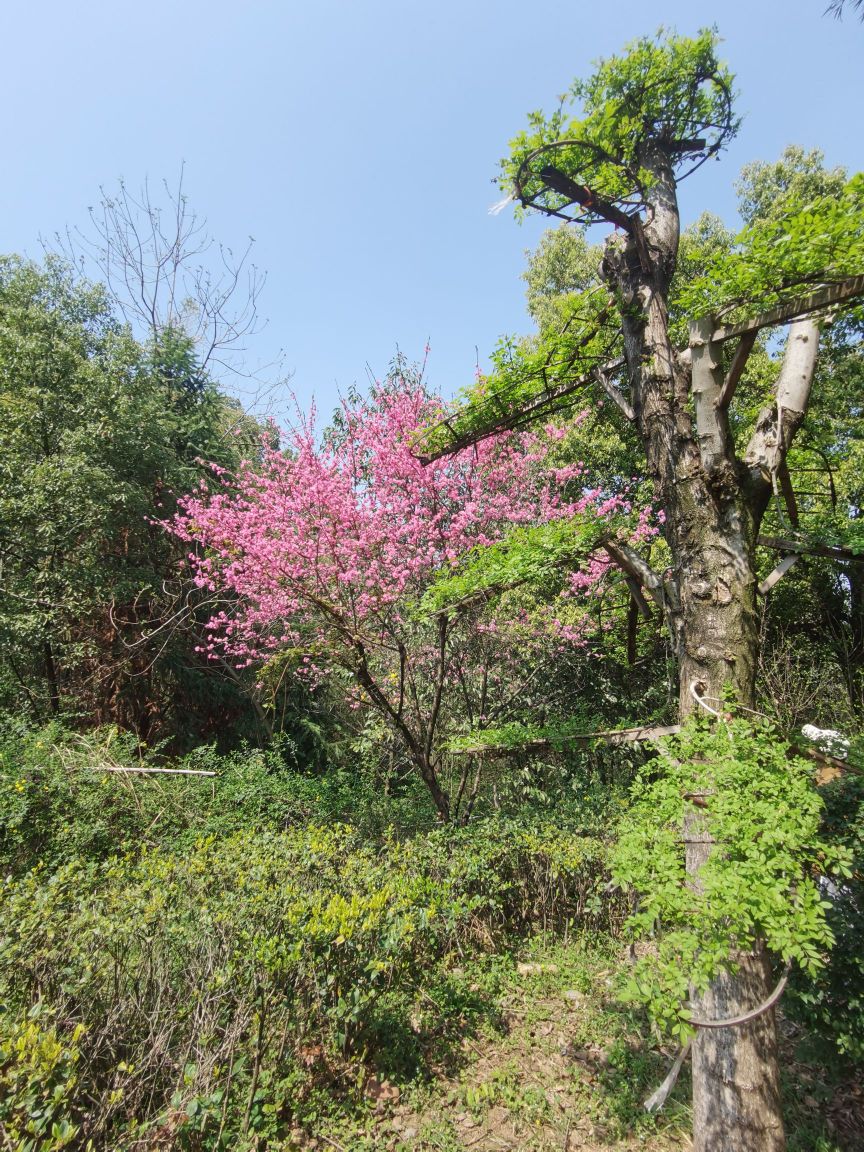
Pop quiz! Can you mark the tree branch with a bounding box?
[452,721,681,759]
[602,540,665,608]
[716,329,757,410]
[425,614,449,763]
[745,319,820,481]
[757,554,800,595]
[624,576,653,619]
[538,166,634,233]
[711,275,864,343]
[595,365,635,421]
[689,315,732,480]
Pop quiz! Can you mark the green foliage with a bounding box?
[0,818,613,1149]
[0,1005,87,1152]
[666,211,736,345]
[419,518,599,617]
[788,770,864,1062]
[612,717,851,1040]
[522,228,602,333]
[0,719,442,876]
[679,173,864,318]
[0,255,263,742]
[450,289,619,443]
[500,29,738,216]
[736,146,848,228]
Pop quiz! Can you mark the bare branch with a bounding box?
[453,721,681,759]
[716,329,757,409]
[595,364,635,421]
[602,540,665,609]
[624,576,653,619]
[538,165,636,233]
[776,462,800,529]
[86,764,216,778]
[758,554,800,595]
[49,167,266,379]
[745,319,820,480]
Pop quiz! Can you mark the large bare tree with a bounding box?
[51,166,266,379]
[420,30,864,1152]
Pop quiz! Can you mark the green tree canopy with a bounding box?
[0,255,262,741]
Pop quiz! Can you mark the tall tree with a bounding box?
[0,255,262,742]
[419,30,864,1151]
[53,169,266,382]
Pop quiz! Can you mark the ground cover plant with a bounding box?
[1,724,862,1150]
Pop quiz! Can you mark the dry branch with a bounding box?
[452,722,680,759]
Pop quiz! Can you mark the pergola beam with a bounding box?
[711,275,864,344]
[417,275,864,462]
[758,534,864,562]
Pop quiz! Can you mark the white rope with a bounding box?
[689,680,721,717]
[488,192,515,216]
[643,960,791,1112]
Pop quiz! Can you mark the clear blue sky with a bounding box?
[2,0,862,421]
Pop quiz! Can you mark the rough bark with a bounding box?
[689,946,786,1152]
[686,803,785,1152]
[745,319,820,492]
[597,141,801,1151]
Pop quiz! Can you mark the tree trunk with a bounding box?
[676,509,784,1151]
[671,490,761,716]
[686,788,785,1152]
[600,145,789,1151]
[418,754,451,822]
[43,639,61,715]
[689,947,785,1152]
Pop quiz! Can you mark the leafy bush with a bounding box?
[0,819,614,1149]
[0,721,441,877]
[0,1004,86,1152]
[787,773,864,1063]
[612,717,851,1040]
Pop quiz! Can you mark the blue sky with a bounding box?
[2,0,862,422]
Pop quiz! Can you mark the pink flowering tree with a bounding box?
[172,375,631,820]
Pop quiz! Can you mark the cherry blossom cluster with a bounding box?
[171,383,631,673]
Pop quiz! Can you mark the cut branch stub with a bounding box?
[758,554,800,596]
[602,539,665,609]
[513,139,645,226]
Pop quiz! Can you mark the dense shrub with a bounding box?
[0,1005,85,1152]
[787,773,864,1063]
[0,819,615,1149]
[0,722,443,877]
